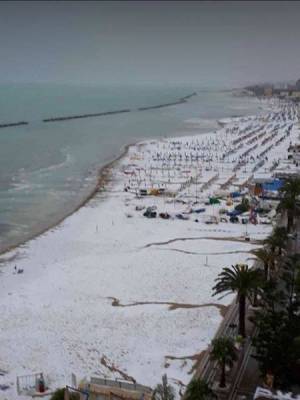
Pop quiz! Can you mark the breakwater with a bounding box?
[181,92,197,101]
[43,108,131,122]
[0,121,28,128]
[0,92,197,127]
[43,92,197,123]
[138,91,197,111]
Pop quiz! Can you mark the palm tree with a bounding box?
[251,247,275,280]
[279,178,300,232]
[213,264,261,337]
[273,226,288,252]
[281,254,300,319]
[185,378,216,400]
[152,374,175,400]
[264,227,288,256]
[210,336,237,388]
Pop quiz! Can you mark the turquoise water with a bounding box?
[0,84,262,252]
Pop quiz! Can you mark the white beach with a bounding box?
[0,98,299,399]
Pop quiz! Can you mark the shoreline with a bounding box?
[0,142,132,257]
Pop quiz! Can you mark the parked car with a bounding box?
[193,208,206,213]
[220,217,228,223]
[176,213,189,220]
[159,212,170,219]
[143,208,157,218]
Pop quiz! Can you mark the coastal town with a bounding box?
[0,82,300,400]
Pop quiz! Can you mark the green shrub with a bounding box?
[50,388,65,400]
[50,388,79,400]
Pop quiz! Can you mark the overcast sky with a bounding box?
[1,1,299,87]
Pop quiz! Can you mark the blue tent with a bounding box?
[227,210,243,217]
[262,179,283,192]
[230,191,242,198]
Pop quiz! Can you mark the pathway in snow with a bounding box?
[108,296,228,317]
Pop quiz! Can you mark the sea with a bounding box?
[0,83,263,253]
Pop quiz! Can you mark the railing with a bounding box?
[16,372,44,395]
[90,377,152,394]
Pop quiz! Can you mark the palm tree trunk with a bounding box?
[264,262,268,280]
[253,288,258,307]
[269,258,275,280]
[287,211,294,233]
[220,362,226,388]
[238,295,246,338]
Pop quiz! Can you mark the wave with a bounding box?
[183,118,219,132]
[38,151,73,174]
[9,149,73,193]
[25,149,73,176]
[8,182,42,192]
[184,117,217,126]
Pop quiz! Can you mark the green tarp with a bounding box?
[209,197,221,205]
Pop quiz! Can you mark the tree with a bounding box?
[251,247,275,280]
[235,197,250,213]
[50,388,79,400]
[279,178,300,232]
[50,389,65,400]
[152,374,175,400]
[185,378,216,400]
[252,308,292,387]
[281,254,300,319]
[264,226,288,257]
[252,306,300,388]
[210,336,237,388]
[250,274,300,388]
[213,264,261,337]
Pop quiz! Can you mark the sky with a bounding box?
[0,1,299,88]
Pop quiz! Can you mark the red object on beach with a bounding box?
[38,377,45,393]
